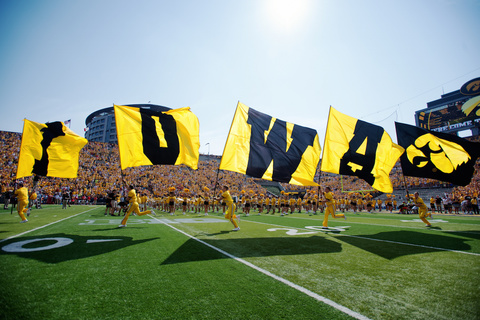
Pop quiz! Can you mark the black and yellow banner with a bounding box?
[114,105,200,170]
[395,122,480,186]
[219,102,321,186]
[16,119,88,179]
[321,107,404,193]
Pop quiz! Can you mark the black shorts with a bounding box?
[169,201,174,206]
[204,201,209,205]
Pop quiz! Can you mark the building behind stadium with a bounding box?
[84,104,170,143]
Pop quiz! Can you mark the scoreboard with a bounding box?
[415,78,480,133]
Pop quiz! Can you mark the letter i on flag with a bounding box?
[219,102,322,186]
[114,105,200,170]
[16,119,88,179]
[321,107,404,193]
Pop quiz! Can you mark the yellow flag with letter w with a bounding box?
[321,107,404,193]
[16,119,88,179]
[219,102,321,186]
[114,105,200,170]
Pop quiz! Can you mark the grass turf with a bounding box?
[1,205,479,320]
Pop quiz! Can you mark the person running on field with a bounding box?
[322,186,345,229]
[407,192,432,227]
[14,182,29,223]
[119,185,153,227]
[218,185,240,231]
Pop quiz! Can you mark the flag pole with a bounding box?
[215,101,241,200]
[212,165,221,201]
[401,165,410,201]
[113,103,128,201]
[317,106,333,204]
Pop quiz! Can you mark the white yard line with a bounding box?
[149,215,371,320]
[0,207,98,243]
[288,215,480,229]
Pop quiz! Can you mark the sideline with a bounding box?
[0,207,98,243]
[149,215,371,320]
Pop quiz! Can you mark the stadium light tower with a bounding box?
[205,142,210,159]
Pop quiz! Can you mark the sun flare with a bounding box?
[264,0,312,33]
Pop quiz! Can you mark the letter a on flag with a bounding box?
[16,119,88,179]
[219,102,322,186]
[114,105,200,170]
[395,122,480,186]
[321,107,404,193]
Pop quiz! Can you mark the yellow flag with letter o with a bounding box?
[114,105,200,170]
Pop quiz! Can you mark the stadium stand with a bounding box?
[0,130,478,213]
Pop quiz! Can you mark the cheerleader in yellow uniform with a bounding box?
[257,194,264,214]
[265,196,271,214]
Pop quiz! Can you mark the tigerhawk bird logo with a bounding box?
[406,134,471,173]
[461,95,480,117]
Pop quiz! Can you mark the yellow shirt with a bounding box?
[222,190,233,206]
[324,192,334,206]
[414,197,427,210]
[15,187,28,202]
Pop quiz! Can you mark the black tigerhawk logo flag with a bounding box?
[395,122,480,186]
[219,102,322,186]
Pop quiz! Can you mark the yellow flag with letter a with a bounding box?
[16,119,88,179]
[219,102,321,186]
[114,105,200,170]
[321,107,404,193]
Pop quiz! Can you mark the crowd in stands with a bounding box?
[0,130,478,214]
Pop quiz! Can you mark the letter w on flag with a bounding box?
[219,102,322,186]
[114,105,200,170]
[321,107,404,193]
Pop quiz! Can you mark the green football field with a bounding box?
[1,205,479,320]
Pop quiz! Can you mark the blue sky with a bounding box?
[1,0,479,155]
